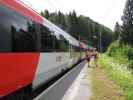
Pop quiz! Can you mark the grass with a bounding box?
[90,66,124,100]
[97,54,133,100]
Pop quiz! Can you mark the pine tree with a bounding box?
[40,10,50,19]
[67,10,80,39]
[114,22,121,40]
[121,0,133,45]
[56,11,67,30]
[44,10,50,19]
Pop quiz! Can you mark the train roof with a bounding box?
[0,0,88,49]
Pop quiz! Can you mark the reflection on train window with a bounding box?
[40,25,69,52]
[0,4,39,52]
[0,5,12,51]
[12,22,38,52]
[40,25,55,52]
[55,35,69,52]
[11,8,39,52]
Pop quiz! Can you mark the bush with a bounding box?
[107,41,133,69]
[128,61,133,70]
[127,47,133,60]
[107,41,120,57]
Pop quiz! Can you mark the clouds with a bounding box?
[22,0,126,30]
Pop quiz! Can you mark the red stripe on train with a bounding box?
[0,53,40,97]
[0,0,43,24]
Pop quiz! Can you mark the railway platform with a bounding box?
[34,61,91,100]
[62,63,91,100]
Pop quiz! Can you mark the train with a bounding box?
[0,0,88,99]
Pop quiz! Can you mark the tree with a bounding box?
[40,10,50,19]
[121,0,133,45]
[67,10,80,38]
[114,22,121,40]
[40,11,45,17]
[56,11,67,30]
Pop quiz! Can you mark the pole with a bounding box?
[79,35,81,57]
[99,32,102,52]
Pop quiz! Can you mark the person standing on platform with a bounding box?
[93,50,99,67]
[85,49,92,67]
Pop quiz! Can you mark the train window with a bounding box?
[40,25,56,52]
[11,10,39,52]
[40,25,69,52]
[55,35,69,52]
[70,45,80,57]
[0,5,12,52]
[0,4,39,52]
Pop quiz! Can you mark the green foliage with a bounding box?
[128,60,133,69]
[107,41,120,56]
[107,41,133,66]
[127,47,133,60]
[121,0,133,45]
[98,54,133,100]
[114,22,121,41]
[40,10,113,52]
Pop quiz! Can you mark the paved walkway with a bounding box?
[62,63,92,100]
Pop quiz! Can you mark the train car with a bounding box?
[0,0,88,99]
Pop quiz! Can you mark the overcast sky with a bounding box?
[22,0,127,30]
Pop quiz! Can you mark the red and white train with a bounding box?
[0,0,88,99]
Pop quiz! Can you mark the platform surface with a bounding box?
[34,61,87,100]
[62,63,92,100]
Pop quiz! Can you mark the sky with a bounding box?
[22,0,127,30]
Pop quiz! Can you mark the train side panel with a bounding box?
[32,52,70,88]
[0,53,39,97]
